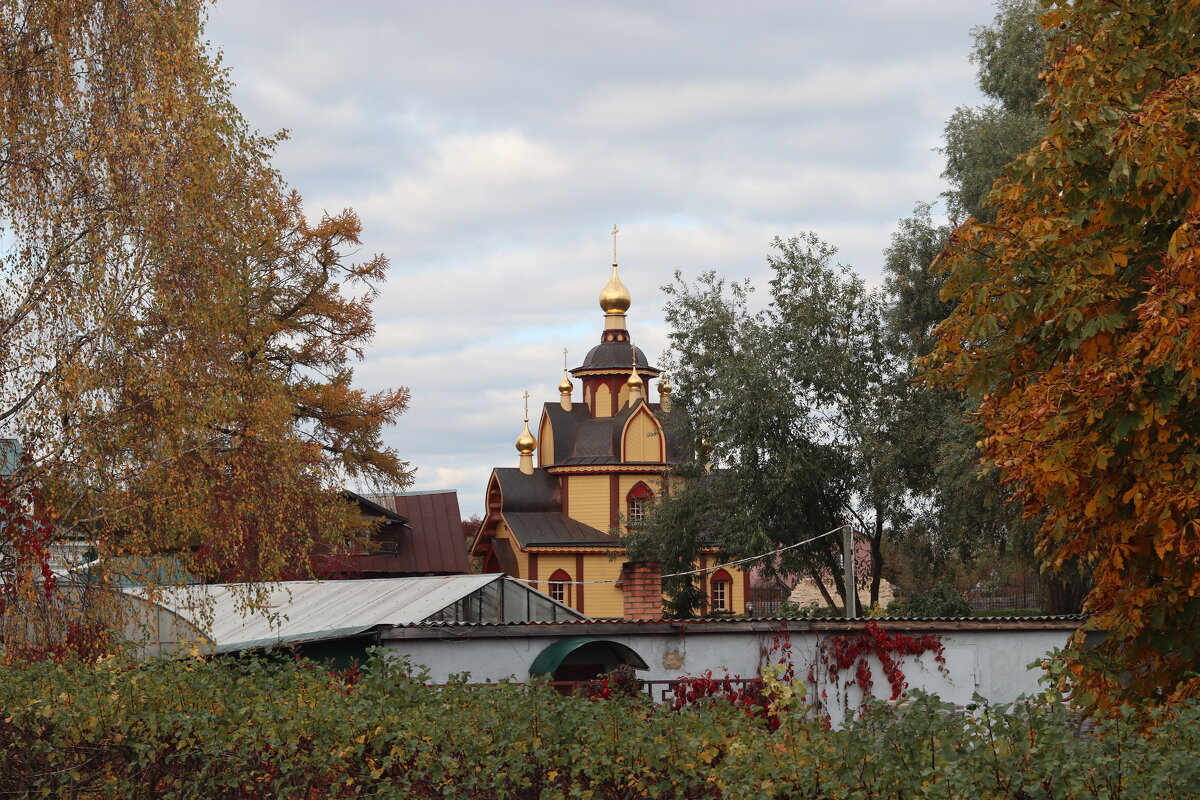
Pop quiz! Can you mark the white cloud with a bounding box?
[206,1,997,517]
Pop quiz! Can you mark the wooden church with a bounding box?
[470,244,748,618]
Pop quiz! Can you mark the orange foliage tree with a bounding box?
[0,0,410,650]
[927,0,1200,705]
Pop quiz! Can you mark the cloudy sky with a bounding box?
[205,1,998,517]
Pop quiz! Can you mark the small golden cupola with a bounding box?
[626,341,644,404]
[658,373,672,412]
[558,348,573,411]
[515,391,537,474]
[599,224,631,330]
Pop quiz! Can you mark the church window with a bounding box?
[626,482,655,527]
[548,569,571,605]
[710,569,733,613]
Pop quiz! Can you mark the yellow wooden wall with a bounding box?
[512,545,751,617]
[537,414,554,467]
[579,555,627,618]
[594,384,612,418]
[621,410,662,462]
[567,474,610,532]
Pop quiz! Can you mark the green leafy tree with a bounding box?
[880,1,1086,610]
[629,235,900,613]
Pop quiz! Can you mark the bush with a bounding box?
[777,599,836,618]
[887,583,972,617]
[2,652,1199,798]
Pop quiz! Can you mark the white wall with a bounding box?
[383,626,1072,717]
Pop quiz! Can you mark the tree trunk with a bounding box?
[870,508,884,610]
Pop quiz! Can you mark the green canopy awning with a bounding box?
[529,636,649,677]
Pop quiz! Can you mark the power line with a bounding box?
[509,523,848,587]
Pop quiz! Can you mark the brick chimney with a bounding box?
[621,561,663,619]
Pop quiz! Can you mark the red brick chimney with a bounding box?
[621,561,663,619]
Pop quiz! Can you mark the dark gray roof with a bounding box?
[573,341,661,374]
[541,403,590,463]
[504,512,620,547]
[493,467,560,512]
[575,418,617,459]
[544,399,683,466]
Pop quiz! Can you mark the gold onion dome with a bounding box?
[627,364,644,389]
[559,372,573,393]
[599,263,631,315]
[659,374,672,394]
[515,421,537,455]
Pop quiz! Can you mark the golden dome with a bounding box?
[558,372,573,394]
[626,365,644,388]
[658,374,672,395]
[515,420,537,455]
[599,263,631,315]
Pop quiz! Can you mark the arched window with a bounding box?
[548,569,571,605]
[710,569,733,613]
[626,482,655,527]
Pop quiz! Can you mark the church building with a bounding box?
[470,243,748,618]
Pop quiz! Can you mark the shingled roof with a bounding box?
[542,399,690,466]
[504,512,619,547]
[572,340,661,374]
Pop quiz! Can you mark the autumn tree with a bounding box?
[0,0,410,651]
[927,0,1200,705]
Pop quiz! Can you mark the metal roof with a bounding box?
[389,491,471,573]
[381,614,1088,640]
[130,574,506,648]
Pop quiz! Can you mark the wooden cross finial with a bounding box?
[611,223,619,265]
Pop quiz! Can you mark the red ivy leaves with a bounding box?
[812,621,946,702]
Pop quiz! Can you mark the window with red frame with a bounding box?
[710,568,733,612]
[548,569,571,605]
[626,482,655,526]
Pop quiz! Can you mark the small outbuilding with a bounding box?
[128,573,583,663]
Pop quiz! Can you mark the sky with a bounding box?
[205,1,999,518]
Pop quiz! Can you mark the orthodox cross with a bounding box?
[523,390,530,422]
[611,223,619,264]
[563,348,569,371]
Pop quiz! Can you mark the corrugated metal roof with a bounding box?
[390,491,471,574]
[131,574,501,647]
[381,614,1088,639]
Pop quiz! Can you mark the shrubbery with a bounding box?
[2,652,1198,798]
[886,583,973,618]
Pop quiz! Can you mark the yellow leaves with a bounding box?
[1167,223,1191,258]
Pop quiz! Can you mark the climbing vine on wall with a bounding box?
[811,621,947,705]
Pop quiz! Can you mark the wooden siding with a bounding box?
[594,383,612,418]
[567,474,610,532]
[528,553,576,605]
[537,413,554,467]
[621,408,663,462]
[580,556,627,618]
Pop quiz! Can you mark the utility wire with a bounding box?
[508,523,849,587]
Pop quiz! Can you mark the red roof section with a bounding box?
[389,491,470,575]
